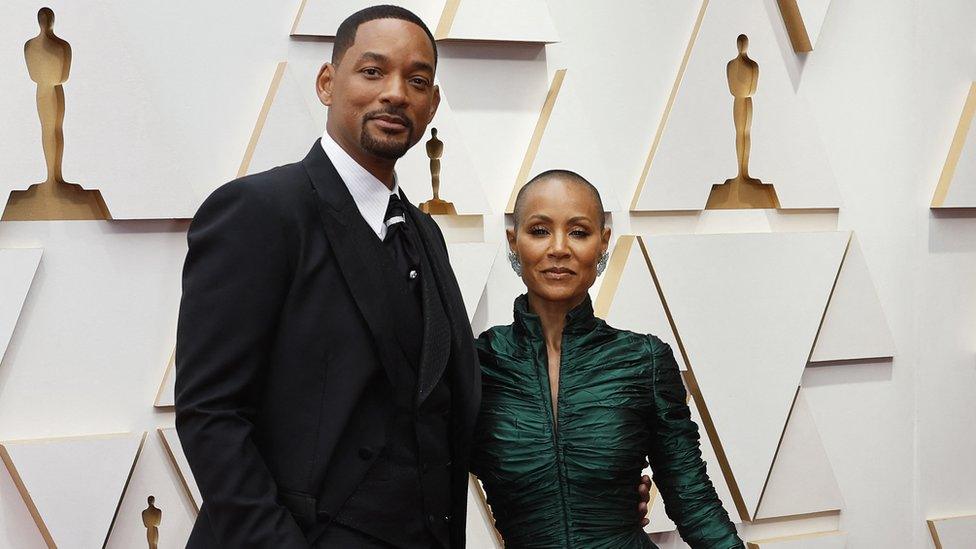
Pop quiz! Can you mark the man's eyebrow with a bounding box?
[408,60,435,74]
[357,51,389,64]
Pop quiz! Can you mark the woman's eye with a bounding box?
[529,227,549,236]
[570,229,590,238]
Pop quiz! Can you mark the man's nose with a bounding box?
[379,75,408,106]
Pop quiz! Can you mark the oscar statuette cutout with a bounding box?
[705,34,781,210]
[142,495,161,549]
[419,127,457,215]
[3,7,110,221]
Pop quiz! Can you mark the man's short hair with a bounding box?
[513,170,606,229]
[332,5,438,66]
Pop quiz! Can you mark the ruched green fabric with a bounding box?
[471,295,743,549]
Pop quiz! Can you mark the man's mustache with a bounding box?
[363,109,413,131]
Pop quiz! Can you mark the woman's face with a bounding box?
[508,177,611,306]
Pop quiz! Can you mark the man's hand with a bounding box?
[638,474,652,527]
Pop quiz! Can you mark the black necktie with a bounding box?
[383,193,421,284]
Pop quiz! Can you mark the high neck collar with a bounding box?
[512,293,598,340]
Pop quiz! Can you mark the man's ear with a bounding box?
[316,62,336,107]
[428,84,441,124]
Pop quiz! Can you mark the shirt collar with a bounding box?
[319,130,399,239]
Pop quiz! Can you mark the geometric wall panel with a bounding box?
[595,235,686,370]
[239,62,321,178]
[104,432,196,549]
[755,389,843,519]
[292,0,446,38]
[0,249,43,366]
[776,0,832,53]
[746,530,847,549]
[931,82,976,208]
[466,476,502,549]
[927,514,976,549]
[631,0,841,211]
[154,351,176,408]
[438,0,558,43]
[810,234,895,363]
[644,231,849,519]
[0,432,145,548]
[447,242,499,324]
[507,69,621,213]
[158,428,202,512]
[291,0,557,43]
[644,393,739,533]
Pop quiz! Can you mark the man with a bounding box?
[175,6,479,547]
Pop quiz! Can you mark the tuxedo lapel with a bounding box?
[301,140,407,389]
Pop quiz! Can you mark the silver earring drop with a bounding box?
[596,250,610,277]
[508,250,523,277]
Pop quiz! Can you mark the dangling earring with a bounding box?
[508,250,523,277]
[596,250,610,277]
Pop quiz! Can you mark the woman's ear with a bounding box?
[316,62,335,107]
[506,226,517,254]
[601,225,612,252]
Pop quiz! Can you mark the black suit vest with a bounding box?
[332,212,453,549]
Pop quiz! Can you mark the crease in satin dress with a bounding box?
[471,294,744,549]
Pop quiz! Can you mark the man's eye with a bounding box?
[361,68,381,77]
[410,77,430,88]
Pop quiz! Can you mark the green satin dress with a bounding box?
[471,295,743,549]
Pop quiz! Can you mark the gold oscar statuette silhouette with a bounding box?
[2,7,111,221]
[142,495,161,549]
[705,34,781,210]
[419,127,457,215]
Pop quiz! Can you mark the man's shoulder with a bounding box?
[198,160,313,218]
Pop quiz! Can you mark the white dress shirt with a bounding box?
[319,130,399,240]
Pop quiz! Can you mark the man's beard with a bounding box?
[360,110,414,159]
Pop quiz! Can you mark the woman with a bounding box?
[471,170,744,548]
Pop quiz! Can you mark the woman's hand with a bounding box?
[638,474,652,526]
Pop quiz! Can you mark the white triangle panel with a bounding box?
[447,243,499,324]
[466,476,502,548]
[755,390,843,519]
[747,531,847,549]
[600,236,686,370]
[105,432,196,549]
[644,231,849,518]
[154,350,175,408]
[442,0,558,43]
[0,249,43,365]
[644,396,737,534]
[398,89,491,214]
[810,234,895,363]
[934,83,976,208]
[241,62,321,178]
[928,514,976,549]
[794,0,832,50]
[633,1,841,211]
[0,456,47,549]
[158,428,203,511]
[514,69,620,212]
[292,0,446,37]
[0,432,144,548]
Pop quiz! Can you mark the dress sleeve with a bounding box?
[645,335,744,549]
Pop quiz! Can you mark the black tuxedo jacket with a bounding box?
[175,140,481,548]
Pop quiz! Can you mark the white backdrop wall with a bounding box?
[0,1,974,547]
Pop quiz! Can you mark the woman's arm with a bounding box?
[645,335,744,549]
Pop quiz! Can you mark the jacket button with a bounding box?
[358,447,374,460]
[443,514,451,523]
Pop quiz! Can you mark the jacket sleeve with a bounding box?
[175,180,308,548]
[645,335,744,549]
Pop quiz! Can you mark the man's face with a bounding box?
[318,18,439,162]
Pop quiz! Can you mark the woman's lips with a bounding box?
[540,267,575,280]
